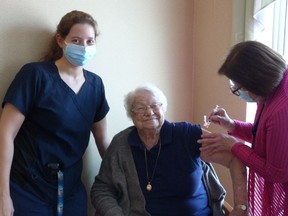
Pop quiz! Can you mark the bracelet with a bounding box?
[235,204,247,211]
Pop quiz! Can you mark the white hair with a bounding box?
[124,83,168,119]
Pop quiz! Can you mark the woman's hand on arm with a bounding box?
[198,131,239,154]
[91,117,110,158]
[0,103,25,216]
[199,129,236,166]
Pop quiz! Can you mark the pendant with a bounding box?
[146,183,152,191]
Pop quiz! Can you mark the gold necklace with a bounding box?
[144,139,162,191]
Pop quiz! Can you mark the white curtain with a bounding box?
[232,0,277,43]
[232,0,288,60]
[231,0,286,123]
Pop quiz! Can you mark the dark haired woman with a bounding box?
[0,10,109,216]
[199,41,288,215]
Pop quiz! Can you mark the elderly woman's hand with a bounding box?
[198,132,239,154]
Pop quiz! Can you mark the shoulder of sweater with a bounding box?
[112,126,134,140]
[265,92,288,115]
[106,126,134,151]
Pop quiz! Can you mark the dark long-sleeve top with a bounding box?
[91,121,225,216]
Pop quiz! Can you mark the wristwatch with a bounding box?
[235,204,247,211]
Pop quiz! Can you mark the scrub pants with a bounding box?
[10,181,87,216]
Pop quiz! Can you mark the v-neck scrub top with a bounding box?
[2,61,109,203]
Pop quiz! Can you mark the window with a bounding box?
[254,0,288,60]
[246,0,288,122]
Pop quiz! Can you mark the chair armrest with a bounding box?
[223,200,233,215]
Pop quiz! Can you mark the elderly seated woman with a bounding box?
[90,84,247,216]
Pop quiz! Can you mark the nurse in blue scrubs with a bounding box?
[0,10,110,216]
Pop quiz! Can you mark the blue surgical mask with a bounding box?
[64,42,96,66]
[238,89,255,102]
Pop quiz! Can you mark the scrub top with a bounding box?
[2,61,109,203]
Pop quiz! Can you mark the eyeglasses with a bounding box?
[132,103,163,115]
[230,86,242,96]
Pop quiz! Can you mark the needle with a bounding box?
[203,105,219,128]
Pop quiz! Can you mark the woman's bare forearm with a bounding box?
[229,157,247,210]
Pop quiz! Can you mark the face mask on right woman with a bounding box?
[238,89,255,102]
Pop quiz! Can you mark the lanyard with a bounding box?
[57,170,64,216]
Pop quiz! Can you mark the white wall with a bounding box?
[193,0,246,206]
[1,0,249,214]
[1,1,194,215]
